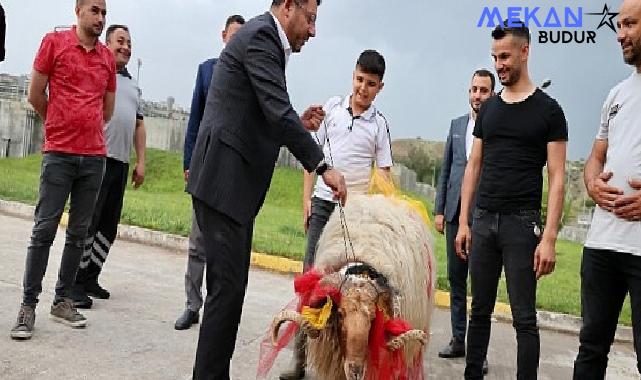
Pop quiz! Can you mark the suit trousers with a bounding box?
[446,221,469,343]
[192,198,254,380]
[185,208,206,312]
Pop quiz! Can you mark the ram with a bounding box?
[271,194,436,380]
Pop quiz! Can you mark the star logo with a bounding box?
[586,4,619,33]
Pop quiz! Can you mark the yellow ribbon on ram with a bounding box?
[300,296,334,330]
[368,169,432,227]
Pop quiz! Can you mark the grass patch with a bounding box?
[0,149,631,324]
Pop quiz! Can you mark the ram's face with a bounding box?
[338,277,379,380]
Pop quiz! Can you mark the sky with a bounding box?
[0,0,632,159]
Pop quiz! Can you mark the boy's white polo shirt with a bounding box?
[313,95,393,202]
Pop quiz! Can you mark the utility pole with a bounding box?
[137,58,142,87]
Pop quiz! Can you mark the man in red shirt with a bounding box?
[10,0,116,340]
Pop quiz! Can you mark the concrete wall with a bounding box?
[0,98,187,158]
[144,116,187,153]
[0,99,42,158]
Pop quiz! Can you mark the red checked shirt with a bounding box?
[33,26,116,155]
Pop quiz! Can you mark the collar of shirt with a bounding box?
[118,66,132,79]
[269,11,292,67]
[341,94,376,121]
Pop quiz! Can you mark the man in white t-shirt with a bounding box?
[573,1,641,378]
[279,49,393,380]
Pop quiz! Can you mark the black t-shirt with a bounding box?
[473,89,568,212]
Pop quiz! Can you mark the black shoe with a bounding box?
[85,282,110,299]
[438,338,465,358]
[70,286,93,309]
[483,359,489,375]
[174,310,199,330]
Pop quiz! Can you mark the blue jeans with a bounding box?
[465,208,541,380]
[22,152,105,305]
[573,247,641,379]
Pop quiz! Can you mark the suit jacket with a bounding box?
[435,114,471,223]
[187,12,324,225]
[184,58,217,170]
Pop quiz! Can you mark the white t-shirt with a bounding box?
[465,113,474,160]
[312,95,394,202]
[585,71,641,256]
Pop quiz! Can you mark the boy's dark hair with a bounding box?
[473,69,496,91]
[105,24,129,42]
[491,19,530,43]
[272,0,322,6]
[225,15,245,29]
[356,50,386,80]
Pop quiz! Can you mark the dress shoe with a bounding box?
[438,338,465,358]
[174,309,199,330]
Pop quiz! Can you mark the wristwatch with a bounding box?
[315,159,331,176]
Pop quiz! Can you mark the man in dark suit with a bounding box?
[434,69,495,363]
[175,14,246,331]
[186,1,346,378]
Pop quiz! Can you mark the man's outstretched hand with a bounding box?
[321,168,347,205]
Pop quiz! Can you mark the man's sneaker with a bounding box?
[70,285,93,309]
[84,282,110,299]
[10,305,35,340]
[50,299,87,328]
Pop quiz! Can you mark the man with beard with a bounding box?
[186,0,346,378]
[10,0,115,340]
[71,24,146,308]
[455,20,567,379]
[435,69,494,375]
[573,0,641,377]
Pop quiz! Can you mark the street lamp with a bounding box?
[136,58,142,87]
[540,79,552,90]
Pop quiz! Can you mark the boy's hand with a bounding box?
[301,105,325,132]
[303,199,312,233]
[321,168,347,205]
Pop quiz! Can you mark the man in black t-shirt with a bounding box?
[455,20,568,380]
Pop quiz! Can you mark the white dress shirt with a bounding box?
[270,12,292,67]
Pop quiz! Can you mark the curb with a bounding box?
[0,199,633,343]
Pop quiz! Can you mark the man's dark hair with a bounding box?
[472,69,496,91]
[356,50,386,80]
[225,15,245,29]
[491,19,530,43]
[272,0,322,6]
[105,24,129,42]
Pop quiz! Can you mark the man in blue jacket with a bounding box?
[175,14,245,330]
